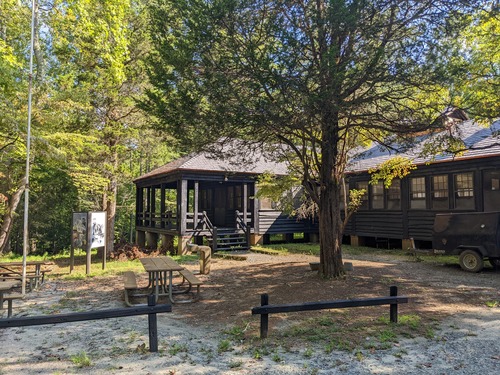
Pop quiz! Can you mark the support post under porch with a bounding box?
[136,230,146,247]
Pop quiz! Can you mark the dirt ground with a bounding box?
[178,251,500,327]
[2,248,500,375]
[49,249,500,331]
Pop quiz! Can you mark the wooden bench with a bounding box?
[0,273,44,291]
[177,269,202,301]
[2,293,24,318]
[123,271,150,307]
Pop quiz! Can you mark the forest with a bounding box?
[1,1,498,277]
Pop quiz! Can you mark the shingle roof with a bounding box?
[347,120,500,173]
[136,120,500,182]
[134,142,289,182]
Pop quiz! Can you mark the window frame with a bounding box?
[453,172,475,210]
[410,176,426,209]
[431,174,449,210]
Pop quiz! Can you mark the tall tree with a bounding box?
[0,0,33,253]
[449,4,499,119]
[48,0,154,253]
[145,0,483,277]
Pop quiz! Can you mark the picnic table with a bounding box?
[140,257,184,303]
[0,280,23,317]
[0,261,53,290]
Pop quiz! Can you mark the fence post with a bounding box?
[148,295,158,352]
[260,293,269,339]
[390,286,398,323]
[213,227,218,252]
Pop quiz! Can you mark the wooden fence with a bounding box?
[0,296,171,352]
[251,286,408,338]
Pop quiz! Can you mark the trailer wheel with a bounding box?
[459,250,484,272]
[489,258,500,269]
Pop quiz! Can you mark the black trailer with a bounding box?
[432,212,500,272]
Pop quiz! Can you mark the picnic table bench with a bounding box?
[0,280,23,318]
[124,258,203,306]
[0,261,53,291]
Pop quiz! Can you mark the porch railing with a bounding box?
[136,211,177,230]
[235,210,251,246]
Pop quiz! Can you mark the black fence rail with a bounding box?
[251,286,408,338]
[0,295,171,352]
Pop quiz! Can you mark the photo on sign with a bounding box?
[72,212,87,249]
[89,212,106,249]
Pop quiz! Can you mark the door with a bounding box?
[214,187,226,227]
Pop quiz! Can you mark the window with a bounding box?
[200,189,213,210]
[259,197,276,210]
[431,175,449,209]
[356,181,369,210]
[483,170,500,211]
[410,177,426,209]
[371,181,384,209]
[454,173,474,209]
[387,179,401,210]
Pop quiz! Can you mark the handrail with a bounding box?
[235,210,251,247]
[201,211,215,236]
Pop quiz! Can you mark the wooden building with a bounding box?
[134,120,500,252]
[133,146,318,254]
[344,120,500,249]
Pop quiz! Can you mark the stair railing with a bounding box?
[201,211,218,252]
[235,210,250,248]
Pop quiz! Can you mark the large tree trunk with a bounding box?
[0,179,26,254]
[318,175,345,278]
[318,106,345,278]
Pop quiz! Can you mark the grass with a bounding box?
[485,300,499,308]
[70,352,92,368]
[251,243,459,267]
[276,312,438,354]
[0,249,198,280]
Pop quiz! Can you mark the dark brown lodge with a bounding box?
[134,120,500,253]
[133,146,318,254]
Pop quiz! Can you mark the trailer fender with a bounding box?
[456,246,488,257]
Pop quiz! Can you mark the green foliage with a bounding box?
[256,172,301,215]
[446,6,500,119]
[369,157,417,188]
[347,189,366,214]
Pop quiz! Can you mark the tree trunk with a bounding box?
[318,105,345,278]
[0,179,26,254]
[318,178,345,278]
[105,152,119,256]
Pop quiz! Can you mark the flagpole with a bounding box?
[22,0,36,295]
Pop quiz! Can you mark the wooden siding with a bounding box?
[257,210,318,234]
[345,212,404,239]
[406,211,436,241]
